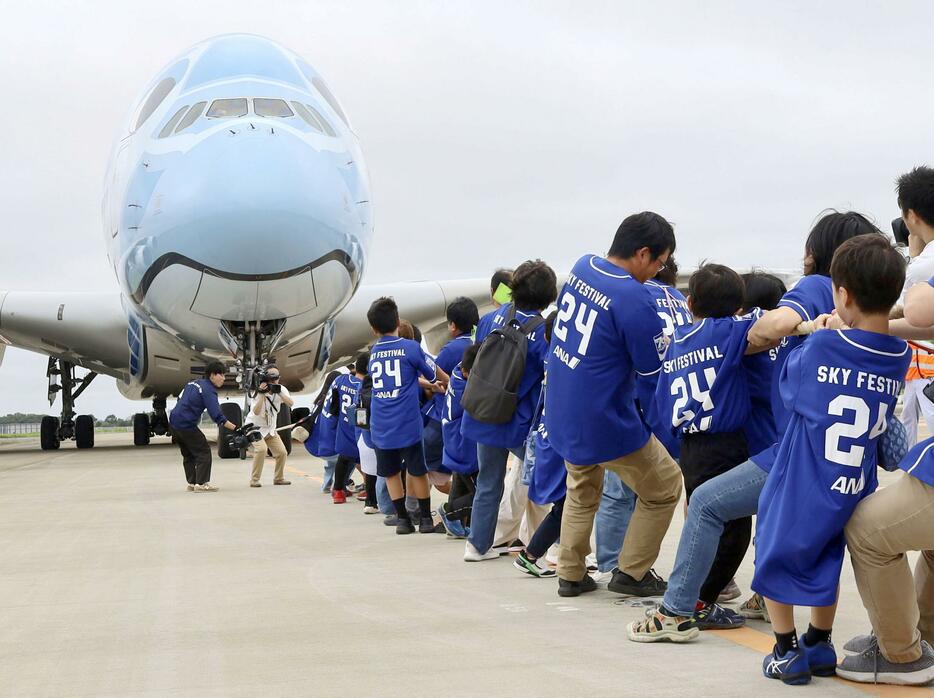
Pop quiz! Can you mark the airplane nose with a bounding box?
[157,125,366,275]
[127,124,370,323]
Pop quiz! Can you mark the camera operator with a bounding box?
[246,365,294,487]
[893,167,934,445]
[169,361,238,492]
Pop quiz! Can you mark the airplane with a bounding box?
[0,34,491,456]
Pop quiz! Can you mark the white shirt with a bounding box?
[246,386,292,438]
[902,242,934,304]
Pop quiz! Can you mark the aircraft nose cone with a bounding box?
[156,125,366,276]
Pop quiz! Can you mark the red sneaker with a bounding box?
[356,490,367,501]
[332,489,347,504]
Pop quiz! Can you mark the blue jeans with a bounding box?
[376,476,395,515]
[467,443,525,554]
[595,470,638,573]
[321,455,338,491]
[663,458,767,616]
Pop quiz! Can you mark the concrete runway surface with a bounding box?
[1,432,931,697]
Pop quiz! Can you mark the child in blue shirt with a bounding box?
[423,297,479,477]
[754,236,911,685]
[436,344,481,539]
[367,297,448,535]
[649,264,766,630]
[330,353,368,504]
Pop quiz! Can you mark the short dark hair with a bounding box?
[830,236,906,315]
[654,255,679,287]
[354,352,370,375]
[510,259,557,311]
[461,343,480,374]
[490,268,513,296]
[411,323,422,344]
[608,211,676,260]
[205,361,226,378]
[367,297,399,334]
[741,272,787,312]
[804,211,882,277]
[447,297,479,334]
[897,166,934,227]
[688,263,745,319]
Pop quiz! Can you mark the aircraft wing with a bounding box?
[329,278,492,364]
[0,291,130,380]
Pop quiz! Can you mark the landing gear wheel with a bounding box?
[40,416,60,451]
[75,415,95,449]
[218,402,243,460]
[133,413,150,446]
[277,403,293,455]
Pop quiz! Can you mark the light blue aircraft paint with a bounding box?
[102,34,372,354]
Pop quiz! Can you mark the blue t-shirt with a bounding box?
[655,313,759,441]
[368,336,437,450]
[545,255,667,465]
[528,373,567,506]
[742,345,779,455]
[302,369,344,458]
[644,280,692,337]
[441,366,478,473]
[899,435,934,487]
[751,274,834,472]
[333,373,362,460]
[169,379,227,430]
[752,328,910,606]
[461,303,548,449]
[475,308,498,343]
[427,334,472,422]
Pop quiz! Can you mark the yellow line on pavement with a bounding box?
[285,464,322,483]
[708,627,934,696]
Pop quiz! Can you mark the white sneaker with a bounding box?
[363,506,379,514]
[464,541,500,562]
[591,570,614,586]
[585,553,598,571]
[194,483,218,492]
[545,549,559,566]
[186,484,195,492]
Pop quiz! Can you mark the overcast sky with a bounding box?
[1,0,933,417]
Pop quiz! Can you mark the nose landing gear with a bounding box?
[132,397,171,446]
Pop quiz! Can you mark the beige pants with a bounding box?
[845,471,934,662]
[492,453,549,548]
[251,433,287,484]
[558,435,682,582]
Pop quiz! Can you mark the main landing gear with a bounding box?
[40,358,97,450]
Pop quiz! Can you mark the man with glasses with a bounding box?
[246,366,294,487]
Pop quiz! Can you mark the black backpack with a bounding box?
[461,306,544,424]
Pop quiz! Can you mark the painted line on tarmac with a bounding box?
[708,627,934,696]
[286,464,323,483]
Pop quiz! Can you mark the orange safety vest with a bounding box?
[906,342,934,382]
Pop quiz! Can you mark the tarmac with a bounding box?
[1,432,932,697]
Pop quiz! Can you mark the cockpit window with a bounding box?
[135,77,176,131]
[291,102,323,133]
[312,77,349,127]
[158,106,189,138]
[175,101,207,134]
[254,98,293,118]
[207,98,248,118]
[305,103,337,137]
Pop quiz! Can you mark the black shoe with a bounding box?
[383,515,402,527]
[396,518,416,535]
[558,575,597,597]
[418,517,436,533]
[608,568,667,597]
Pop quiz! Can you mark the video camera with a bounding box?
[892,217,911,246]
[227,423,262,451]
[246,366,282,395]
